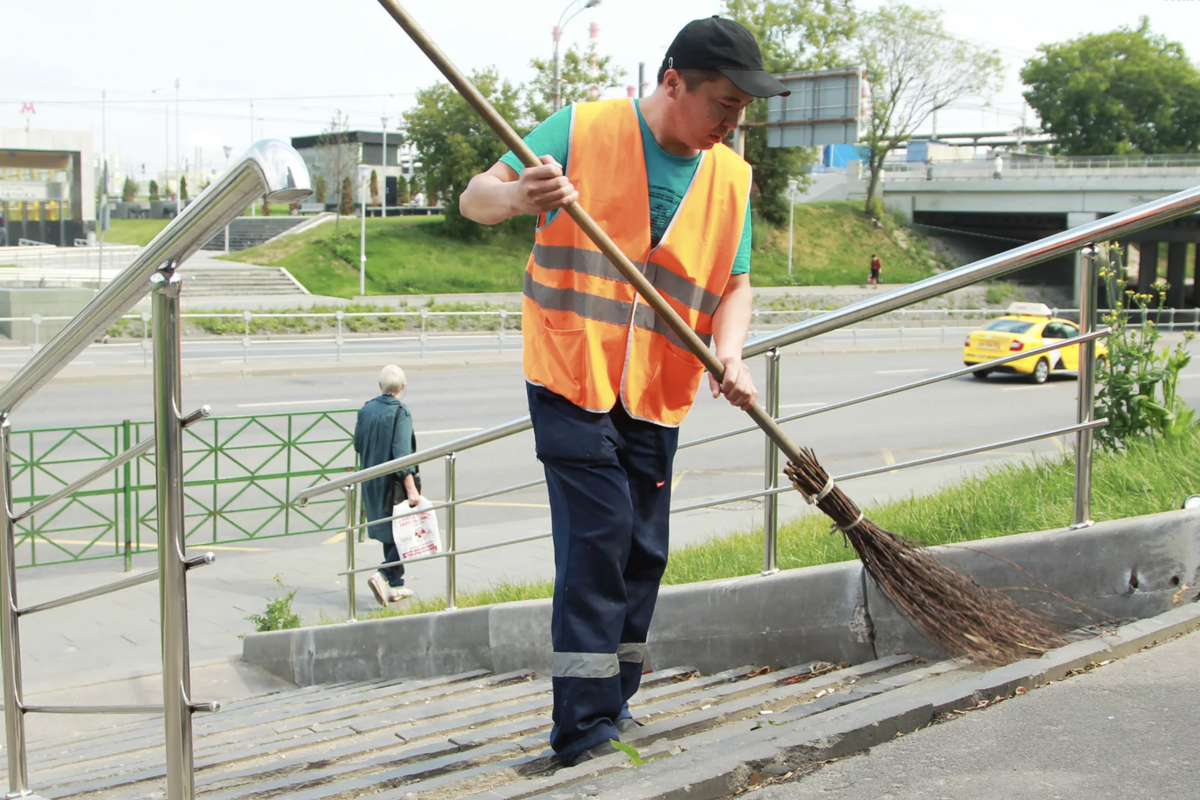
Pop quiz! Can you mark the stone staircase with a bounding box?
[5,602,1200,800]
[200,218,309,252]
[4,654,942,800]
[178,264,308,298]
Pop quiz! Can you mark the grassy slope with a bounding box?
[341,431,1200,622]
[227,202,942,298]
[105,219,170,246]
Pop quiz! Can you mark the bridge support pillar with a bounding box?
[1067,213,1099,308]
[1167,243,1189,308]
[1137,242,1159,294]
[1193,245,1200,308]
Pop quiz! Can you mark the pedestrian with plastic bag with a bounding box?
[353,364,421,607]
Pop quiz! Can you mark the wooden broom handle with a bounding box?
[374,0,808,466]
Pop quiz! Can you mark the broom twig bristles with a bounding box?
[784,449,1066,666]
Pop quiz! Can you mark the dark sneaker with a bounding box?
[558,740,620,767]
[616,717,643,735]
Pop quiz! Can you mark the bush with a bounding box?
[1095,244,1196,450]
[149,180,160,202]
[246,575,301,632]
[339,176,354,216]
[315,174,328,204]
[122,177,138,202]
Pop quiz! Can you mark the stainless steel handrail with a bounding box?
[679,329,1111,451]
[295,416,533,506]
[0,140,312,800]
[743,183,1200,357]
[13,405,212,523]
[0,140,309,416]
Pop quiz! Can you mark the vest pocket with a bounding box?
[540,319,588,399]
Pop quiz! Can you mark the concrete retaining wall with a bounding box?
[243,510,1200,686]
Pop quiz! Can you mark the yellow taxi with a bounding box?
[963,303,1107,384]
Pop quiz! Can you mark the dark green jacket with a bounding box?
[353,395,418,543]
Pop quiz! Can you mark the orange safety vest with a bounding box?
[522,99,752,427]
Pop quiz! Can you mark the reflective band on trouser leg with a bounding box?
[617,643,648,664]
[552,652,620,679]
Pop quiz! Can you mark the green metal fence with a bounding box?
[8,410,358,569]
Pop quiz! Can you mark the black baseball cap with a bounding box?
[662,16,790,98]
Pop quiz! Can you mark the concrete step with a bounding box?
[177,264,306,298]
[13,603,1200,800]
[0,655,927,800]
[199,218,308,252]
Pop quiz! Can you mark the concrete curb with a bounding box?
[242,509,1200,686]
[526,602,1200,800]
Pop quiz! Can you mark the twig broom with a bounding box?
[373,0,1066,665]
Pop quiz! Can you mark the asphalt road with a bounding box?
[14,344,1200,553]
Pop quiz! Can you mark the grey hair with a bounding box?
[379,364,407,395]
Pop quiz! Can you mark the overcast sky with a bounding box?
[5,0,1200,178]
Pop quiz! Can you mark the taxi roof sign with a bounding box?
[1006,302,1054,317]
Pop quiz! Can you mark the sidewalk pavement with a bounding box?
[750,623,1200,800]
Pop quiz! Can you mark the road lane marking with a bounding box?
[882,449,897,474]
[237,398,353,408]
[323,531,347,545]
[875,369,930,375]
[672,470,688,492]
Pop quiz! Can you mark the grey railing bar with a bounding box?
[832,419,1108,484]
[0,140,310,416]
[343,477,547,535]
[13,405,212,523]
[338,530,553,576]
[680,329,1111,452]
[295,416,533,505]
[23,704,165,715]
[669,419,1108,515]
[743,183,1200,357]
[18,571,157,617]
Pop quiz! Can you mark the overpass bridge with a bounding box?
[811,155,1200,306]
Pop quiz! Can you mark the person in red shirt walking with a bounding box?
[869,253,882,287]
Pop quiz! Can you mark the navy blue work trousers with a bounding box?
[526,383,679,763]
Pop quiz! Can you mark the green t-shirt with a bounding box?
[500,100,752,274]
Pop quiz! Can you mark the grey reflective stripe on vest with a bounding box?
[532,244,723,318]
[524,273,713,353]
[552,651,620,679]
[617,642,648,663]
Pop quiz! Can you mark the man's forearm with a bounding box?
[459,174,521,225]
[712,275,753,362]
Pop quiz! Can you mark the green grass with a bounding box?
[223,215,533,297]
[227,202,945,298]
[320,430,1200,623]
[105,219,170,246]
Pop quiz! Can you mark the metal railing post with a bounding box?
[1072,246,1100,530]
[498,309,507,353]
[445,452,457,610]
[242,311,252,364]
[0,417,30,797]
[151,267,197,800]
[344,485,357,622]
[762,348,781,576]
[420,309,428,357]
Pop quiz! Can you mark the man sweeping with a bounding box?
[460,16,789,766]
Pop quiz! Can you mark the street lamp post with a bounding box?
[553,0,601,112]
[360,167,368,297]
[381,116,389,218]
[787,179,798,279]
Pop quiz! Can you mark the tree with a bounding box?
[405,68,529,239]
[149,180,160,202]
[724,0,859,226]
[1021,18,1200,156]
[317,111,358,230]
[857,2,1002,216]
[526,44,627,123]
[122,177,137,202]
[262,194,271,217]
[370,169,380,205]
[315,174,328,204]
[396,174,410,205]
[180,175,189,202]
[339,176,354,216]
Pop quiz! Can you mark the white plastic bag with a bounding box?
[391,495,442,560]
